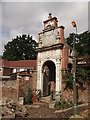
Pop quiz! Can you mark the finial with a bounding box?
[48,13,52,19]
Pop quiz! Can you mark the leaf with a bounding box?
[3,34,38,61]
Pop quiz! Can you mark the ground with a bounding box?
[25,101,88,119]
[2,97,88,119]
[26,102,57,118]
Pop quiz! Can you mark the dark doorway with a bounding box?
[68,63,72,72]
[42,60,56,96]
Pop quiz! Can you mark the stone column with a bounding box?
[55,59,62,101]
[16,73,20,101]
[37,61,41,90]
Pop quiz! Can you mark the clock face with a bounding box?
[45,21,54,28]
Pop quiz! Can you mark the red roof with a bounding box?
[0,59,37,69]
[0,59,11,68]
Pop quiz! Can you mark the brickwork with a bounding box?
[51,81,55,91]
[2,80,19,103]
[60,27,64,44]
[43,15,57,29]
[19,71,37,97]
[32,71,37,91]
[62,47,68,70]
[2,70,37,104]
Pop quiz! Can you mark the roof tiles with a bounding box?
[0,59,37,69]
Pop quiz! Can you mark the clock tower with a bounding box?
[37,13,65,99]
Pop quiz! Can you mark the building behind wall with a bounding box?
[0,59,37,104]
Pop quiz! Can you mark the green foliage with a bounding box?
[64,38,67,43]
[62,70,73,89]
[3,34,38,61]
[76,68,90,88]
[67,31,90,57]
[65,30,90,89]
[63,68,89,89]
[54,100,73,110]
[24,88,33,105]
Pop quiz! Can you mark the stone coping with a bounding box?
[54,103,88,113]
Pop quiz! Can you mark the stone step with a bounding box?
[39,99,50,103]
[33,101,45,105]
[49,101,56,109]
[39,96,50,103]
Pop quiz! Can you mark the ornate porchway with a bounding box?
[36,13,65,100]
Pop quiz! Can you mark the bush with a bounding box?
[62,68,89,89]
[54,100,73,110]
[76,68,89,88]
[62,70,73,89]
[24,88,33,105]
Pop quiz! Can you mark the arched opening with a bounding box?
[42,60,56,96]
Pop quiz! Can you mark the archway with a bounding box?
[42,60,56,96]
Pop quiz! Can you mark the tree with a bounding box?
[67,30,90,57]
[65,30,90,89]
[76,68,89,89]
[3,34,38,61]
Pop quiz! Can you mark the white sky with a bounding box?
[0,0,89,55]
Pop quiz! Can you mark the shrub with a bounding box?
[54,100,73,110]
[62,70,73,89]
[24,88,33,105]
[76,68,89,88]
[62,68,89,89]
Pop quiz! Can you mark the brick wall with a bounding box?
[32,71,37,91]
[19,70,37,97]
[2,70,37,103]
[2,79,19,104]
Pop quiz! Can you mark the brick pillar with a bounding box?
[16,73,20,100]
[62,47,68,70]
[53,19,58,27]
[2,67,4,76]
[51,81,54,91]
[60,26,65,44]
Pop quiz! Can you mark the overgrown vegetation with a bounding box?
[76,68,89,89]
[24,88,33,105]
[62,67,89,89]
[62,69,73,89]
[54,99,73,110]
[62,30,90,90]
